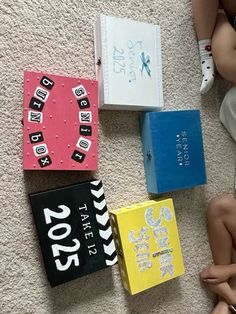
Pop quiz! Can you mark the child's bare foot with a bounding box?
[208,282,236,305]
[212,301,230,314]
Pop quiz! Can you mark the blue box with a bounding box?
[140,110,207,194]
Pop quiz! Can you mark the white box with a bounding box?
[94,15,163,111]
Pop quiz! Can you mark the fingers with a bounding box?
[199,268,211,280]
[200,265,218,279]
[199,267,219,283]
[203,278,219,284]
[200,270,219,282]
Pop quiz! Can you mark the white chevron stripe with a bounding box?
[91,187,104,198]
[103,240,116,256]
[90,180,100,186]
[96,211,109,226]
[93,199,106,211]
[99,226,112,240]
[106,255,118,266]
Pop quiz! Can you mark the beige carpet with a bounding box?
[1,0,236,313]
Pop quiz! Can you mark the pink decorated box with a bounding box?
[23,71,98,170]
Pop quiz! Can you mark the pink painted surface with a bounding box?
[23,71,98,170]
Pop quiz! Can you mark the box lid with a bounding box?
[140,110,207,193]
[29,180,117,286]
[23,71,98,170]
[95,14,163,110]
[112,199,185,294]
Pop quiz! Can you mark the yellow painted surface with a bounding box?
[110,199,185,294]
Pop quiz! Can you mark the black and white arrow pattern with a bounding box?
[93,199,106,211]
[99,225,112,240]
[91,186,104,198]
[90,180,117,266]
[96,211,109,226]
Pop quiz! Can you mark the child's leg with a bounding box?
[207,196,236,311]
[212,12,236,85]
[207,196,235,264]
[192,0,219,40]
[211,300,230,314]
[192,0,219,94]
[221,0,236,16]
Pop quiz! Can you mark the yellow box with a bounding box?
[109,198,185,295]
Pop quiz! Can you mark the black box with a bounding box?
[29,180,117,286]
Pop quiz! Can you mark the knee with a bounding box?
[214,55,235,81]
[207,195,236,220]
[215,56,229,77]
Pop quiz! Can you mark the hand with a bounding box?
[199,265,233,284]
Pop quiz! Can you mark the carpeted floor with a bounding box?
[1,0,236,313]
